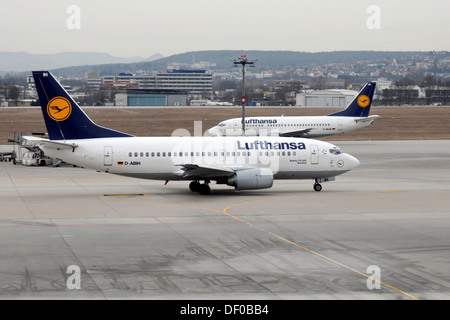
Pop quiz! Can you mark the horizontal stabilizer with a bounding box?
[354,115,381,123]
[22,136,78,151]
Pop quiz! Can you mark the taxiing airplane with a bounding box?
[208,82,379,138]
[25,71,359,194]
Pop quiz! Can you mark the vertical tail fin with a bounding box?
[32,71,132,140]
[328,82,376,117]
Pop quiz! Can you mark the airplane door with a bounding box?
[104,146,113,166]
[310,145,319,164]
[337,119,343,131]
[233,120,240,134]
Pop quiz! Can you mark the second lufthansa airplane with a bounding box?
[25,71,359,194]
[208,82,379,138]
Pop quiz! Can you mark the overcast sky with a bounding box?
[1,0,449,58]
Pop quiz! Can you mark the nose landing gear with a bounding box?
[313,182,322,192]
[312,177,336,191]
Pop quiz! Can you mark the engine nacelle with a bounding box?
[227,168,274,190]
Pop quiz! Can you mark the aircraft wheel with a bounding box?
[313,183,322,192]
[189,181,201,192]
[198,184,211,195]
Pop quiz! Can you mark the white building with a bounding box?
[86,72,102,90]
[103,70,213,96]
[296,89,357,107]
[376,77,392,92]
[156,70,213,95]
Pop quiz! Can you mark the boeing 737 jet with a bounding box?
[208,82,379,138]
[25,71,359,194]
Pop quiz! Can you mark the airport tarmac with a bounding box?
[0,140,449,300]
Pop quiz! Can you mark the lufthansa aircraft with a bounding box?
[25,71,359,194]
[208,82,379,138]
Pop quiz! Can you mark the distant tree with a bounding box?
[381,89,394,105]
[312,76,325,90]
[395,77,416,87]
[214,80,237,91]
[7,85,20,102]
[421,74,441,87]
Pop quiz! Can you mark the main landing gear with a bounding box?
[189,180,211,195]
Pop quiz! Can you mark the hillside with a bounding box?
[0,52,163,74]
[49,50,424,76]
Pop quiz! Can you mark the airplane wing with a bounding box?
[22,136,79,151]
[279,128,314,138]
[354,115,380,123]
[175,163,255,179]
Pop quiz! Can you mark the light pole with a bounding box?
[232,54,257,135]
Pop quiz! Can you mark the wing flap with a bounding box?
[176,163,255,179]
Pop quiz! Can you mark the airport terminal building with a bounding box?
[103,70,213,96]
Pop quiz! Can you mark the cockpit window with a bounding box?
[329,147,342,155]
[218,123,226,127]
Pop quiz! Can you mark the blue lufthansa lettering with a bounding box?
[237,140,305,150]
[245,119,278,124]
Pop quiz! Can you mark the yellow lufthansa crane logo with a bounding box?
[357,95,371,108]
[47,97,72,121]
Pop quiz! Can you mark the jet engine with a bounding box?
[227,168,273,190]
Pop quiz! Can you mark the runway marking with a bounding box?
[379,190,405,193]
[221,197,421,301]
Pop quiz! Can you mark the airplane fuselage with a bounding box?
[208,116,376,138]
[41,136,359,181]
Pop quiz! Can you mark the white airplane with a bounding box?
[25,71,359,194]
[208,82,379,138]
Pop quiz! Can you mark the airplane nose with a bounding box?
[345,154,360,169]
[207,127,219,136]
